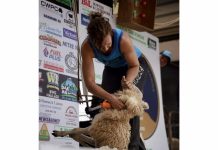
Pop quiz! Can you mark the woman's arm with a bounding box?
[120,32,140,88]
[81,39,125,110]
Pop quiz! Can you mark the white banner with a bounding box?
[39,0,79,149]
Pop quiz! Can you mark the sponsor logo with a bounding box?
[43,47,49,57]
[44,108,57,114]
[43,14,61,23]
[65,106,78,126]
[43,60,64,72]
[65,52,78,75]
[39,123,50,141]
[46,72,59,90]
[147,38,156,50]
[81,13,89,26]
[46,90,59,99]
[39,22,62,37]
[39,116,60,124]
[65,106,78,117]
[64,11,75,28]
[93,1,111,17]
[62,41,75,49]
[60,78,78,101]
[40,0,63,17]
[39,98,62,110]
[45,71,59,99]
[63,28,77,41]
[82,0,92,7]
[54,125,75,135]
[43,47,62,62]
[39,34,61,48]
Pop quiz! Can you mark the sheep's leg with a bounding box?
[52,127,90,137]
[69,127,95,146]
[52,130,71,137]
[70,133,95,147]
[52,127,95,147]
[70,127,90,135]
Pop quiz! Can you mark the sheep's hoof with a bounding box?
[52,130,64,137]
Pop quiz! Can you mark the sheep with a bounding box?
[52,85,149,150]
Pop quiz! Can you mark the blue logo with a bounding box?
[81,14,90,26]
[43,47,49,57]
[63,28,77,41]
[61,78,78,101]
[39,22,62,37]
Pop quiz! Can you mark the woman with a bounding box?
[81,12,147,150]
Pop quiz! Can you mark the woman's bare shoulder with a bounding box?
[81,38,94,58]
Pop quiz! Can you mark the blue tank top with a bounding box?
[88,28,142,68]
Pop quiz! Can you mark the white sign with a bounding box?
[39,0,80,149]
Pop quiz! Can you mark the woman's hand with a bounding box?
[109,94,125,110]
[121,76,133,89]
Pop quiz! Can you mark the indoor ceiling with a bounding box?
[113,0,179,40]
[152,0,179,39]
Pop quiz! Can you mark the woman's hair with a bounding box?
[87,12,112,48]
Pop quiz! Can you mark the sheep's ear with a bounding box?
[142,101,149,110]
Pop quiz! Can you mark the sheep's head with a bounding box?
[114,85,149,116]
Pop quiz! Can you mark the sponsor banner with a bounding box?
[117,25,157,51]
[39,69,78,102]
[79,0,113,24]
[39,0,77,30]
[92,0,112,18]
[39,122,79,148]
[39,96,79,146]
[80,0,112,18]
[40,0,63,18]
[39,1,78,77]
[46,0,73,10]
[39,0,79,148]
[39,40,78,76]
[39,96,79,127]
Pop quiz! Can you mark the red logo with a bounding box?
[82,0,92,7]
